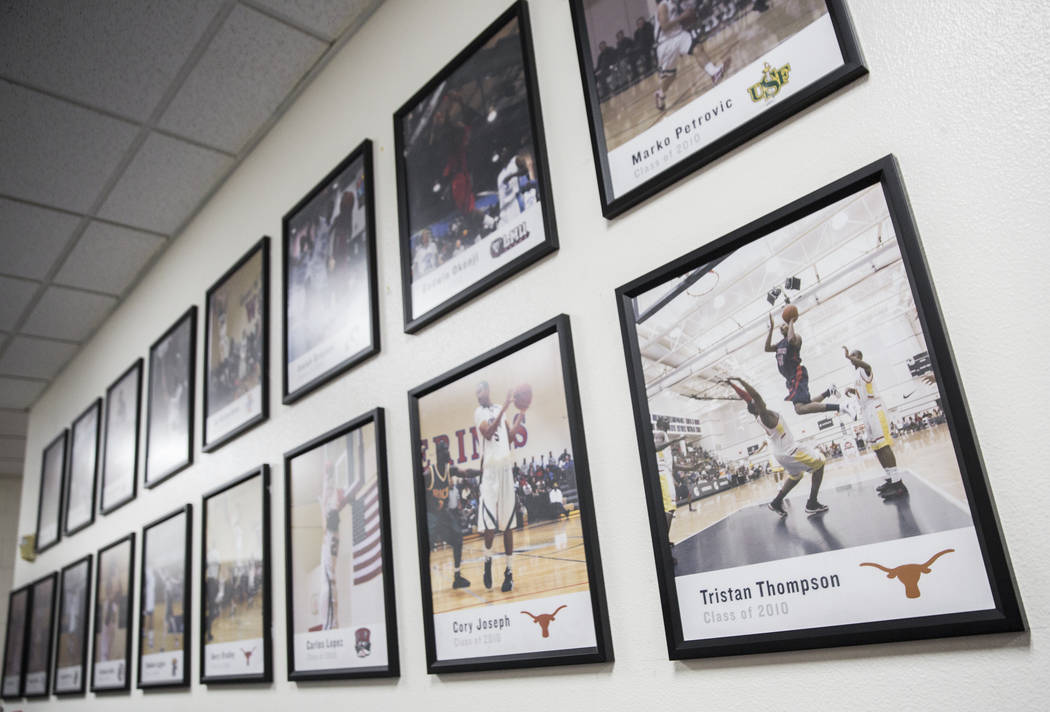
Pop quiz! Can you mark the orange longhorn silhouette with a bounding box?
[859,549,955,598]
[521,605,567,637]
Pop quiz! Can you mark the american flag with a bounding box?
[346,429,382,585]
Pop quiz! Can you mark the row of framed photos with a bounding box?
[10,157,1025,695]
[33,0,868,552]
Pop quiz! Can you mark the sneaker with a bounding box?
[840,398,858,422]
[483,557,493,590]
[501,569,513,593]
[712,56,732,84]
[452,572,471,589]
[826,383,839,398]
[655,90,666,111]
[879,480,909,499]
[805,500,829,514]
[875,477,894,493]
[768,500,787,517]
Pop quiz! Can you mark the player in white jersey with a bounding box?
[726,377,828,516]
[319,461,351,629]
[654,0,731,111]
[474,380,526,592]
[652,416,701,568]
[412,228,439,278]
[843,347,909,498]
[497,150,537,221]
[143,566,156,649]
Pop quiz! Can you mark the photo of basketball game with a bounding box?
[93,536,132,690]
[396,8,554,324]
[146,310,194,484]
[66,402,100,533]
[139,508,188,686]
[285,416,392,676]
[101,362,140,511]
[54,557,90,694]
[412,324,608,666]
[622,178,1000,642]
[23,574,55,696]
[202,470,268,680]
[2,587,28,697]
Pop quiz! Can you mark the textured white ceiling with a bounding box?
[0,0,384,479]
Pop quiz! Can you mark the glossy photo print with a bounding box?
[100,360,142,514]
[616,157,1025,658]
[146,307,196,486]
[65,400,101,535]
[35,430,67,552]
[409,316,611,672]
[2,586,30,699]
[54,556,92,695]
[23,573,57,698]
[138,505,191,688]
[92,534,134,691]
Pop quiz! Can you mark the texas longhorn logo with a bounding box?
[747,62,792,103]
[521,605,567,638]
[859,549,955,598]
[241,646,256,667]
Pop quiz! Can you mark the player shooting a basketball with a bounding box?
[319,462,351,630]
[654,0,730,111]
[725,377,829,516]
[424,439,481,589]
[765,309,846,416]
[475,380,528,593]
[842,346,909,498]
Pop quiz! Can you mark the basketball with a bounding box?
[513,383,533,410]
[781,304,798,323]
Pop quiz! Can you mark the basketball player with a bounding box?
[497,149,538,221]
[654,0,731,111]
[475,381,526,592]
[725,377,828,515]
[413,229,438,278]
[842,346,909,497]
[424,439,481,589]
[318,461,351,630]
[143,564,156,650]
[764,312,844,416]
[653,416,701,567]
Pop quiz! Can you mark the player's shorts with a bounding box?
[860,399,894,450]
[657,32,693,75]
[427,509,462,546]
[322,530,338,580]
[479,461,515,531]
[784,365,812,404]
[659,471,676,513]
[775,446,825,479]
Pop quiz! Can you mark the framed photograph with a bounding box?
[100,359,142,515]
[54,555,92,696]
[2,585,30,699]
[65,399,102,536]
[145,307,197,487]
[408,315,612,672]
[283,409,398,680]
[35,430,67,553]
[201,466,272,683]
[92,533,134,692]
[138,505,192,689]
[615,155,1026,659]
[283,140,379,403]
[570,0,866,218]
[24,572,57,698]
[394,1,558,333]
[203,238,270,451]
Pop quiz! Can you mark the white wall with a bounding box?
[12,0,1047,709]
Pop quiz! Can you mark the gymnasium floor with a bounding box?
[430,514,590,615]
[141,599,184,655]
[599,0,827,152]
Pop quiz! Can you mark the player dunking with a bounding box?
[726,377,829,516]
[475,381,526,592]
[424,439,480,589]
[654,0,731,111]
[765,312,845,416]
[843,346,909,498]
[319,461,351,630]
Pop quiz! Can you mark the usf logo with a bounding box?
[748,62,792,102]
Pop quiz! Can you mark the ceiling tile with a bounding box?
[20,285,117,342]
[0,377,45,410]
[0,410,29,435]
[159,5,326,153]
[251,0,376,41]
[0,336,78,381]
[0,276,38,331]
[0,198,81,280]
[97,132,233,234]
[0,80,140,213]
[0,0,225,122]
[0,438,26,461]
[55,221,166,295]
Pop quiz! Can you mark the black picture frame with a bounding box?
[569,0,867,219]
[393,0,558,333]
[23,571,57,699]
[614,155,1026,659]
[282,139,380,404]
[145,306,197,488]
[53,554,92,697]
[99,359,143,516]
[137,504,192,689]
[65,399,101,537]
[35,429,68,553]
[200,465,272,684]
[282,409,399,680]
[91,533,135,693]
[1,585,31,700]
[202,237,270,452]
[407,314,612,673]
